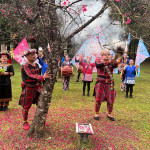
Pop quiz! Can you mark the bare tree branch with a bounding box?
[65,2,109,41]
[65,0,82,9]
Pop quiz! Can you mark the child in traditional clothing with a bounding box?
[80,56,96,97]
[62,55,72,91]
[19,49,50,130]
[124,59,137,98]
[94,50,120,121]
[0,51,14,111]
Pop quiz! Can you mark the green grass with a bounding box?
[0,61,150,150]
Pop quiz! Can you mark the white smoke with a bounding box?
[58,0,125,50]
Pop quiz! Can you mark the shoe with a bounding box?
[107,115,115,121]
[23,122,30,130]
[130,95,133,98]
[0,106,3,111]
[82,93,85,96]
[94,116,100,121]
[76,80,79,82]
[87,93,90,97]
[125,94,128,98]
[3,106,8,111]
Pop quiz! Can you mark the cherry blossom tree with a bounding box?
[0,0,110,138]
[0,0,149,138]
[109,0,150,50]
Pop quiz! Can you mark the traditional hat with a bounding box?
[0,50,10,58]
[22,49,36,57]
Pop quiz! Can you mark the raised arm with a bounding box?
[75,58,80,62]
[110,59,118,68]
[79,61,86,67]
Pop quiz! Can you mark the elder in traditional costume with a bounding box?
[94,49,120,121]
[80,56,95,97]
[0,51,14,111]
[19,49,50,130]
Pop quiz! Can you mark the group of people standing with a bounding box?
[0,46,138,130]
[60,48,138,122]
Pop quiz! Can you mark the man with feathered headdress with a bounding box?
[93,46,122,121]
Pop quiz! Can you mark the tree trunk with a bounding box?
[27,79,55,138]
[27,1,62,138]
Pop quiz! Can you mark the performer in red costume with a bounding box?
[19,49,50,130]
[80,56,96,97]
[94,49,120,121]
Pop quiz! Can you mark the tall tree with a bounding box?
[0,0,109,138]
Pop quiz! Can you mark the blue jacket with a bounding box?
[61,57,65,63]
[124,65,136,78]
[39,57,48,75]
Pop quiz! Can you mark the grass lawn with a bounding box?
[0,61,150,150]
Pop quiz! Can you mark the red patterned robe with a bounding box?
[19,63,43,108]
[94,60,118,113]
[19,63,43,122]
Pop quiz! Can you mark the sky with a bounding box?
[58,0,126,50]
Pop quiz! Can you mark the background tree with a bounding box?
[109,0,150,58]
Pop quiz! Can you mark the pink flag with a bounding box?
[13,38,29,64]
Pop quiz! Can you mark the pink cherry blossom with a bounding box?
[62,1,67,5]
[82,5,87,12]
[1,9,5,13]
[126,19,131,24]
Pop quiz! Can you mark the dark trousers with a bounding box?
[83,81,91,94]
[77,72,81,81]
[126,84,134,96]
